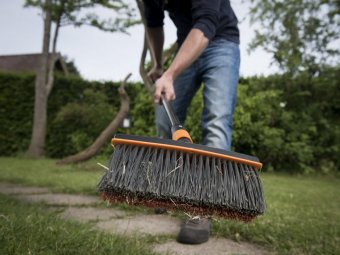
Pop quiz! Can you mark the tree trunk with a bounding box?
[47,0,64,96]
[57,73,132,164]
[26,0,52,157]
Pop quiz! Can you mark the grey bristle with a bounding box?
[98,144,265,217]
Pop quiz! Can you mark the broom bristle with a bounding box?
[98,142,265,221]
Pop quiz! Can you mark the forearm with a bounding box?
[153,28,209,103]
[146,27,164,68]
[163,28,209,80]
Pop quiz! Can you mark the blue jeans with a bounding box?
[156,39,240,151]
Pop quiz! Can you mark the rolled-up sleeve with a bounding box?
[191,0,220,40]
[143,0,165,27]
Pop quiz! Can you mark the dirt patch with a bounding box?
[61,207,127,223]
[16,193,99,206]
[0,182,49,195]
[96,214,181,236]
[153,238,270,255]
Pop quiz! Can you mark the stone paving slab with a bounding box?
[96,214,181,236]
[153,238,270,255]
[0,182,49,195]
[16,193,99,206]
[0,182,271,255]
[61,207,127,223]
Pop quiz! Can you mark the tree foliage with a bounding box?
[62,55,81,76]
[24,0,139,157]
[247,0,340,75]
[25,0,139,33]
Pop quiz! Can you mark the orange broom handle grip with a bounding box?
[161,95,193,143]
[172,129,193,143]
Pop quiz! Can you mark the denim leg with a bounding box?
[155,64,200,139]
[199,40,240,150]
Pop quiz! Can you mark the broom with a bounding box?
[98,97,265,221]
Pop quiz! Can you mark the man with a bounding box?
[144,0,240,244]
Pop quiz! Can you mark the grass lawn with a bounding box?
[0,157,105,194]
[0,194,155,255]
[213,174,340,254]
[0,157,339,254]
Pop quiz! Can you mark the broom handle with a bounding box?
[161,96,181,127]
[161,95,193,143]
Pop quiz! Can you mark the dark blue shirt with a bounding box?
[143,0,240,46]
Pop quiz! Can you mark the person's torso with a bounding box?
[164,0,239,45]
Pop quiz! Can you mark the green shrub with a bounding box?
[127,85,156,137]
[0,72,35,155]
[46,89,118,157]
[0,68,338,173]
[0,72,142,158]
[233,82,315,173]
[185,87,203,143]
[234,69,339,173]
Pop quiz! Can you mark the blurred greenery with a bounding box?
[0,67,339,173]
[248,0,339,75]
[25,0,139,33]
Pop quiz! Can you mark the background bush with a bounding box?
[0,73,34,155]
[0,68,338,173]
[0,72,149,158]
[233,70,340,173]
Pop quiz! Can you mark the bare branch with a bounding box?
[136,0,177,96]
[139,34,154,94]
[57,72,132,164]
[136,0,154,95]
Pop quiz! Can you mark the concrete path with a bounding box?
[153,239,269,255]
[96,214,181,236]
[0,182,49,194]
[16,193,99,205]
[61,207,127,223]
[0,182,271,255]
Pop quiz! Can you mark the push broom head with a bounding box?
[98,134,265,221]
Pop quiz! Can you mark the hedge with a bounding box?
[0,72,152,158]
[0,69,339,173]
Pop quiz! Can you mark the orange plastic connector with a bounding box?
[111,137,263,170]
[172,129,193,143]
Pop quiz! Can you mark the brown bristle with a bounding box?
[100,192,256,222]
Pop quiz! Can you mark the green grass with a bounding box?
[0,194,155,255]
[0,157,339,254]
[213,174,340,255]
[0,157,105,194]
